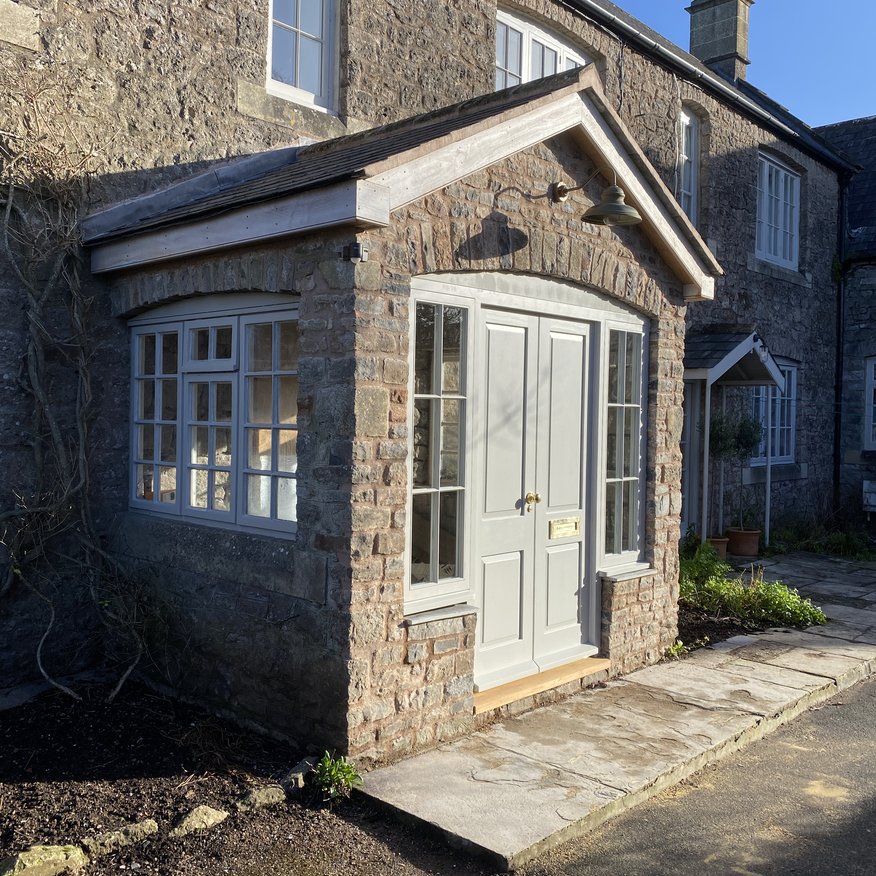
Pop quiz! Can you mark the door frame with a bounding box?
[404,272,649,688]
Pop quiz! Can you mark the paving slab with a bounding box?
[361,554,876,871]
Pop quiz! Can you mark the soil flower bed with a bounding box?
[0,683,490,876]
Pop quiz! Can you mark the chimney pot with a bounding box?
[686,0,754,82]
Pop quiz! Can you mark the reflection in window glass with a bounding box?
[411,302,468,587]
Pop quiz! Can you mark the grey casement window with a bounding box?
[750,365,797,465]
[267,0,335,111]
[131,308,299,534]
[679,111,699,224]
[756,154,800,270]
[410,302,468,587]
[495,9,589,90]
[605,330,643,557]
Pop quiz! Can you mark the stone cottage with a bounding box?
[817,116,876,521]
[0,0,857,763]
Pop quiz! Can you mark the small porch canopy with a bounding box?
[683,328,785,543]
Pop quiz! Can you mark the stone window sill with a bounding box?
[747,253,812,289]
[597,564,658,584]
[236,79,353,138]
[404,603,478,627]
[743,462,807,484]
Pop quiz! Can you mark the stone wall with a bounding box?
[839,262,876,517]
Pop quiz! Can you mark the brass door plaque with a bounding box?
[549,517,581,539]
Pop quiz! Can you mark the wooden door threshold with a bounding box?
[473,656,611,714]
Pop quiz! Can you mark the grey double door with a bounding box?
[474,307,593,689]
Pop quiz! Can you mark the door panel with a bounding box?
[481,552,524,645]
[545,543,582,629]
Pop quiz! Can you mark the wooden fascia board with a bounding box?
[576,91,718,301]
[89,179,391,274]
[369,94,586,211]
[705,335,786,390]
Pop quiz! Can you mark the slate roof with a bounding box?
[81,69,584,244]
[683,326,782,386]
[684,329,755,371]
[817,115,876,260]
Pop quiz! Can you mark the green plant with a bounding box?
[309,752,362,803]
[679,543,826,628]
[708,412,763,531]
[664,636,710,660]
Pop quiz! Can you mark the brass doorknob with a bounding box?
[524,491,542,511]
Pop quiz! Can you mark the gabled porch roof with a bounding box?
[684,328,785,390]
[82,67,722,301]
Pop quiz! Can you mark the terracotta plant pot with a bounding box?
[707,536,729,559]
[726,528,761,558]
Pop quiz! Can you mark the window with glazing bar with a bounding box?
[131,307,299,533]
[679,111,699,224]
[750,365,797,465]
[410,303,467,586]
[864,358,876,451]
[605,330,643,557]
[756,154,800,270]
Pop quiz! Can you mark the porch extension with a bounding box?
[362,552,876,871]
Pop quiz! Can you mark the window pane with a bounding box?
[159,425,176,462]
[278,430,297,472]
[607,332,620,403]
[191,469,208,509]
[136,463,154,500]
[215,382,232,422]
[299,0,322,37]
[606,407,619,479]
[440,399,461,486]
[160,380,177,421]
[442,307,464,394]
[415,303,436,394]
[277,477,297,521]
[625,334,640,404]
[193,382,209,422]
[413,399,432,488]
[507,27,522,77]
[141,335,156,376]
[544,46,557,75]
[139,425,154,460]
[605,482,617,555]
[139,380,155,420]
[215,427,232,467]
[214,470,231,512]
[496,21,507,67]
[248,429,273,470]
[438,492,459,580]
[193,328,209,361]
[158,466,176,502]
[410,494,432,583]
[623,480,637,551]
[247,474,272,517]
[279,376,297,424]
[279,322,299,370]
[298,36,322,96]
[249,323,273,371]
[273,0,296,27]
[271,24,296,86]
[624,407,639,477]
[249,377,273,423]
[215,326,232,360]
[161,333,178,375]
[192,426,209,465]
[531,41,544,79]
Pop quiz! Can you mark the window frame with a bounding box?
[129,300,300,537]
[495,8,589,90]
[750,364,798,466]
[865,357,876,451]
[679,110,699,225]
[756,153,801,271]
[265,0,337,113]
[601,324,648,565]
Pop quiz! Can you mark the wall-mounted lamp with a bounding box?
[341,242,369,263]
[550,172,643,227]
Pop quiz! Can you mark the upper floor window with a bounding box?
[750,364,797,465]
[679,111,699,224]
[865,358,876,451]
[130,302,299,535]
[495,9,589,89]
[267,0,335,111]
[756,153,800,270]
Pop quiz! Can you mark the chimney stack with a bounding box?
[686,0,754,82]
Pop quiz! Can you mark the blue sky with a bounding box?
[616,1,873,128]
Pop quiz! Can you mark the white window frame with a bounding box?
[266,0,337,113]
[865,357,876,451]
[756,153,801,270]
[129,298,299,537]
[495,8,589,90]
[750,364,797,466]
[601,324,647,565]
[679,111,699,224]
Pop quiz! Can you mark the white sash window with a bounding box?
[756,154,800,270]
